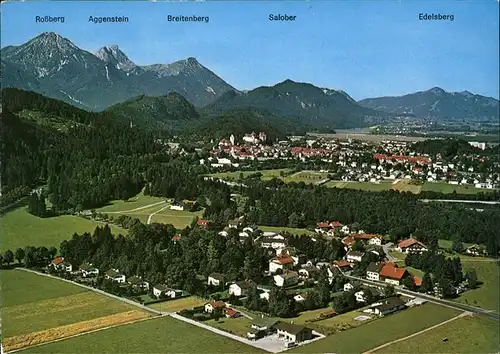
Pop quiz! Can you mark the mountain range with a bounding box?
[359,87,499,121]
[1,31,498,129]
[1,32,236,110]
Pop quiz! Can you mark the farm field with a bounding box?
[282,171,329,184]
[148,296,206,313]
[95,192,165,213]
[1,207,125,252]
[205,316,253,337]
[259,225,314,236]
[301,306,378,332]
[289,303,461,353]
[209,168,291,181]
[21,315,264,353]
[421,181,491,195]
[438,239,474,250]
[376,315,499,354]
[150,207,204,229]
[453,261,500,312]
[325,180,395,191]
[1,270,150,351]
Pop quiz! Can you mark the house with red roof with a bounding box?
[172,234,181,243]
[204,300,226,313]
[395,238,428,254]
[333,260,352,272]
[223,307,240,318]
[353,233,383,246]
[342,236,355,250]
[269,254,295,273]
[196,219,209,228]
[49,256,73,272]
[379,264,410,286]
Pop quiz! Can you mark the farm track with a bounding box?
[104,201,166,214]
[365,312,471,353]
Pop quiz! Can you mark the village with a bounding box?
[192,132,500,190]
[43,216,488,351]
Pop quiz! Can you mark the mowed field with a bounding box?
[150,207,204,229]
[259,225,314,236]
[148,296,206,313]
[453,261,500,312]
[1,269,152,351]
[421,181,492,195]
[95,192,165,213]
[95,192,204,229]
[209,168,292,181]
[20,316,264,353]
[289,303,461,353]
[376,315,500,354]
[1,207,126,252]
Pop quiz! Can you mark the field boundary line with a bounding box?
[14,268,162,316]
[363,311,471,353]
[5,314,156,354]
[146,204,170,224]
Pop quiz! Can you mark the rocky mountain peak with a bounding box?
[95,45,136,72]
[428,87,446,95]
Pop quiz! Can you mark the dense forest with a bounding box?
[412,138,499,158]
[3,89,500,256]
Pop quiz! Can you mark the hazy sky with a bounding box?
[1,1,499,100]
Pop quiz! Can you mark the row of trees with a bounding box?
[405,252,464,297]
[236,180,500,255]
[0,246,58,268]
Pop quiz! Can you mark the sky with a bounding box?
[1,1,499,100]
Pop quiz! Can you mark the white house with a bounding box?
[170,205,184,211]
[293,294,306,302]
[395,238,428,254]
[260,234,288,249]
[208,273,225,287]
[105,269,126,283]
[127,276,149,291]
[50,257,73,272]
[79,262,99,277]
[269,255,295,273]
[298,265,319,279]
[343,281,360,292]
[229,280,256,297]
[346,251,365,263]
[204,300,226,313]
[274,271,299,287]
[366,262,383,281]
[275,322,313,343]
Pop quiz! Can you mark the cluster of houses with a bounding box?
[201,132,499,189]
[48,257,185,300]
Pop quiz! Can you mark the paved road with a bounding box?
[169,313,278,353]
[15,268,162,316]
[343,273,500,321]
[382,242,395,262]
[363,311,471,353]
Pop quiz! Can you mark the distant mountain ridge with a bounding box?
[358,87,499,121]
[1,32,237,110]
[106,93,201,130]
[205,79,390,129]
